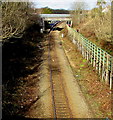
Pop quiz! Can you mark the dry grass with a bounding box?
[72,8,113,55]
[61,29,112,118]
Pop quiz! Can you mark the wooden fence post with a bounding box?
[93,45,96,67]
[102,52,106,81]
[87,49,89,61]
[105,54,109,84]
[99,49,102,74]
[110,57,113,89]
[90,44,93,64]
[96,47,99,70]
[91,52,93,64]
[85,46,87,59]
[88,43,91,62]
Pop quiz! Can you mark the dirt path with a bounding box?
[26,25,94,118]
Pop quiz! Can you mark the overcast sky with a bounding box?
[33,0,111,10]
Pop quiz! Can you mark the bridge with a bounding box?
[39,14,72,32]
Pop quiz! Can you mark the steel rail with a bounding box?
[47,31,72,119]
[48,35,57,119]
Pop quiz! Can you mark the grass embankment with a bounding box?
[3,24,45,117]
[60,28,112,118]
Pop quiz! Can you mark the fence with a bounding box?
[66,25,113,89]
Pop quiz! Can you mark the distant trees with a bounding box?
[71,0,88,26]
[52,9,69,14]
[97,0,106,8]
[42,7,53,14]
[92,0,111,42]
[96,0,107,17]
[36,7,69,14]
[94,14,111,43]
[71,0,112,45]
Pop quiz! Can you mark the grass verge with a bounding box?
[60,29,112,118]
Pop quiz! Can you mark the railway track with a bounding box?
[48,32,72,118]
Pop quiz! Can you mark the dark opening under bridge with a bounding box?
[39,14,72,32]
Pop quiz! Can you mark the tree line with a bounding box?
[35,7,70,14]
[2,2,40,42]
[70,0,112,54]
[2,2,44,116]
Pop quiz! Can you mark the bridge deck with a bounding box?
[40,14,71,18]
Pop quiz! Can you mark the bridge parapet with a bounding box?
[39,14,72,32]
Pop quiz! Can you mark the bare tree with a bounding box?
[71,0,88,26]
[93,0,111,42]
[2,2,36,42]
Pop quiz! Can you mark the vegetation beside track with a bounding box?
[60,28,112,118]
[2,2,45,117]
[71,0,113,55]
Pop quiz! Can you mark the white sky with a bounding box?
[33,0,111,10]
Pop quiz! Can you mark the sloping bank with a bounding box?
[2,23,45,118]
[60,27,112,118]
